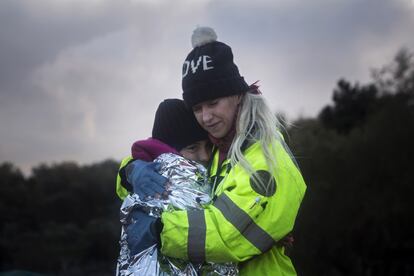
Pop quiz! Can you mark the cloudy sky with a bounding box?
[1,0,413,175]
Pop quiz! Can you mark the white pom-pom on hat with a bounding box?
[191,26,218,48]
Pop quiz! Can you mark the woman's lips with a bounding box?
[206,122,220,130]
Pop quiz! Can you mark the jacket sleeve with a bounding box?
[115,156,135,200]
[160,141,306,263]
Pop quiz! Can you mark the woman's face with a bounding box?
[179,140,211,167]
[192,95,241,139]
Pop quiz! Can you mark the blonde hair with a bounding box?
[228,92,289,194]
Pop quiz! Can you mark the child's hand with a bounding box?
[126,209,162,255]
[126,160,167,200]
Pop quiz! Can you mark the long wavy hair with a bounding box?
[228,85,294,194]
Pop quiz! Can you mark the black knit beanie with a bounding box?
[182,27,250,108]
[152,99,208,151]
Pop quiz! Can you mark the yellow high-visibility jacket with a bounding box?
[115,156,134,200]
[160,140,306,275]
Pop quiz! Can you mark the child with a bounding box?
[115,98,210,200]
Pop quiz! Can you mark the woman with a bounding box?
[130,27,306,275]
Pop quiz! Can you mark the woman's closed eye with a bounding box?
[207,100,218,106]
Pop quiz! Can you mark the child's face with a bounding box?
[179,140,212,167]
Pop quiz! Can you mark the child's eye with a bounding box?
[183,145,197,152]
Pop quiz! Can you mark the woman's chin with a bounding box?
[209,131,225,139]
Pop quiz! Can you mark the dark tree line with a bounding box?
[0,49,413,275]
[0,161,121,275]
[288,49,414,275]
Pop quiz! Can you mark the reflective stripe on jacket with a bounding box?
[160,140,306,275]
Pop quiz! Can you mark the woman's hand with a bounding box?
[277,232,294,249]
[126,160,168,199]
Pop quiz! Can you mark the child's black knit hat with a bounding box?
[152,98,208,151]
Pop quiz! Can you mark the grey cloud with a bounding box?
[1,0,413,174]
[202,0,414,115]
[0,1,127,93]
[0,0,211,174]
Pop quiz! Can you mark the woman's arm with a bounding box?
[160,142,306,263]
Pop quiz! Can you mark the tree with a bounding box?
[373,48,414,96]
[0,160,121,275]
[289,49,414,276]
[318,79,378,134]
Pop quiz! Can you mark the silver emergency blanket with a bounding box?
[116,153,238,276]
